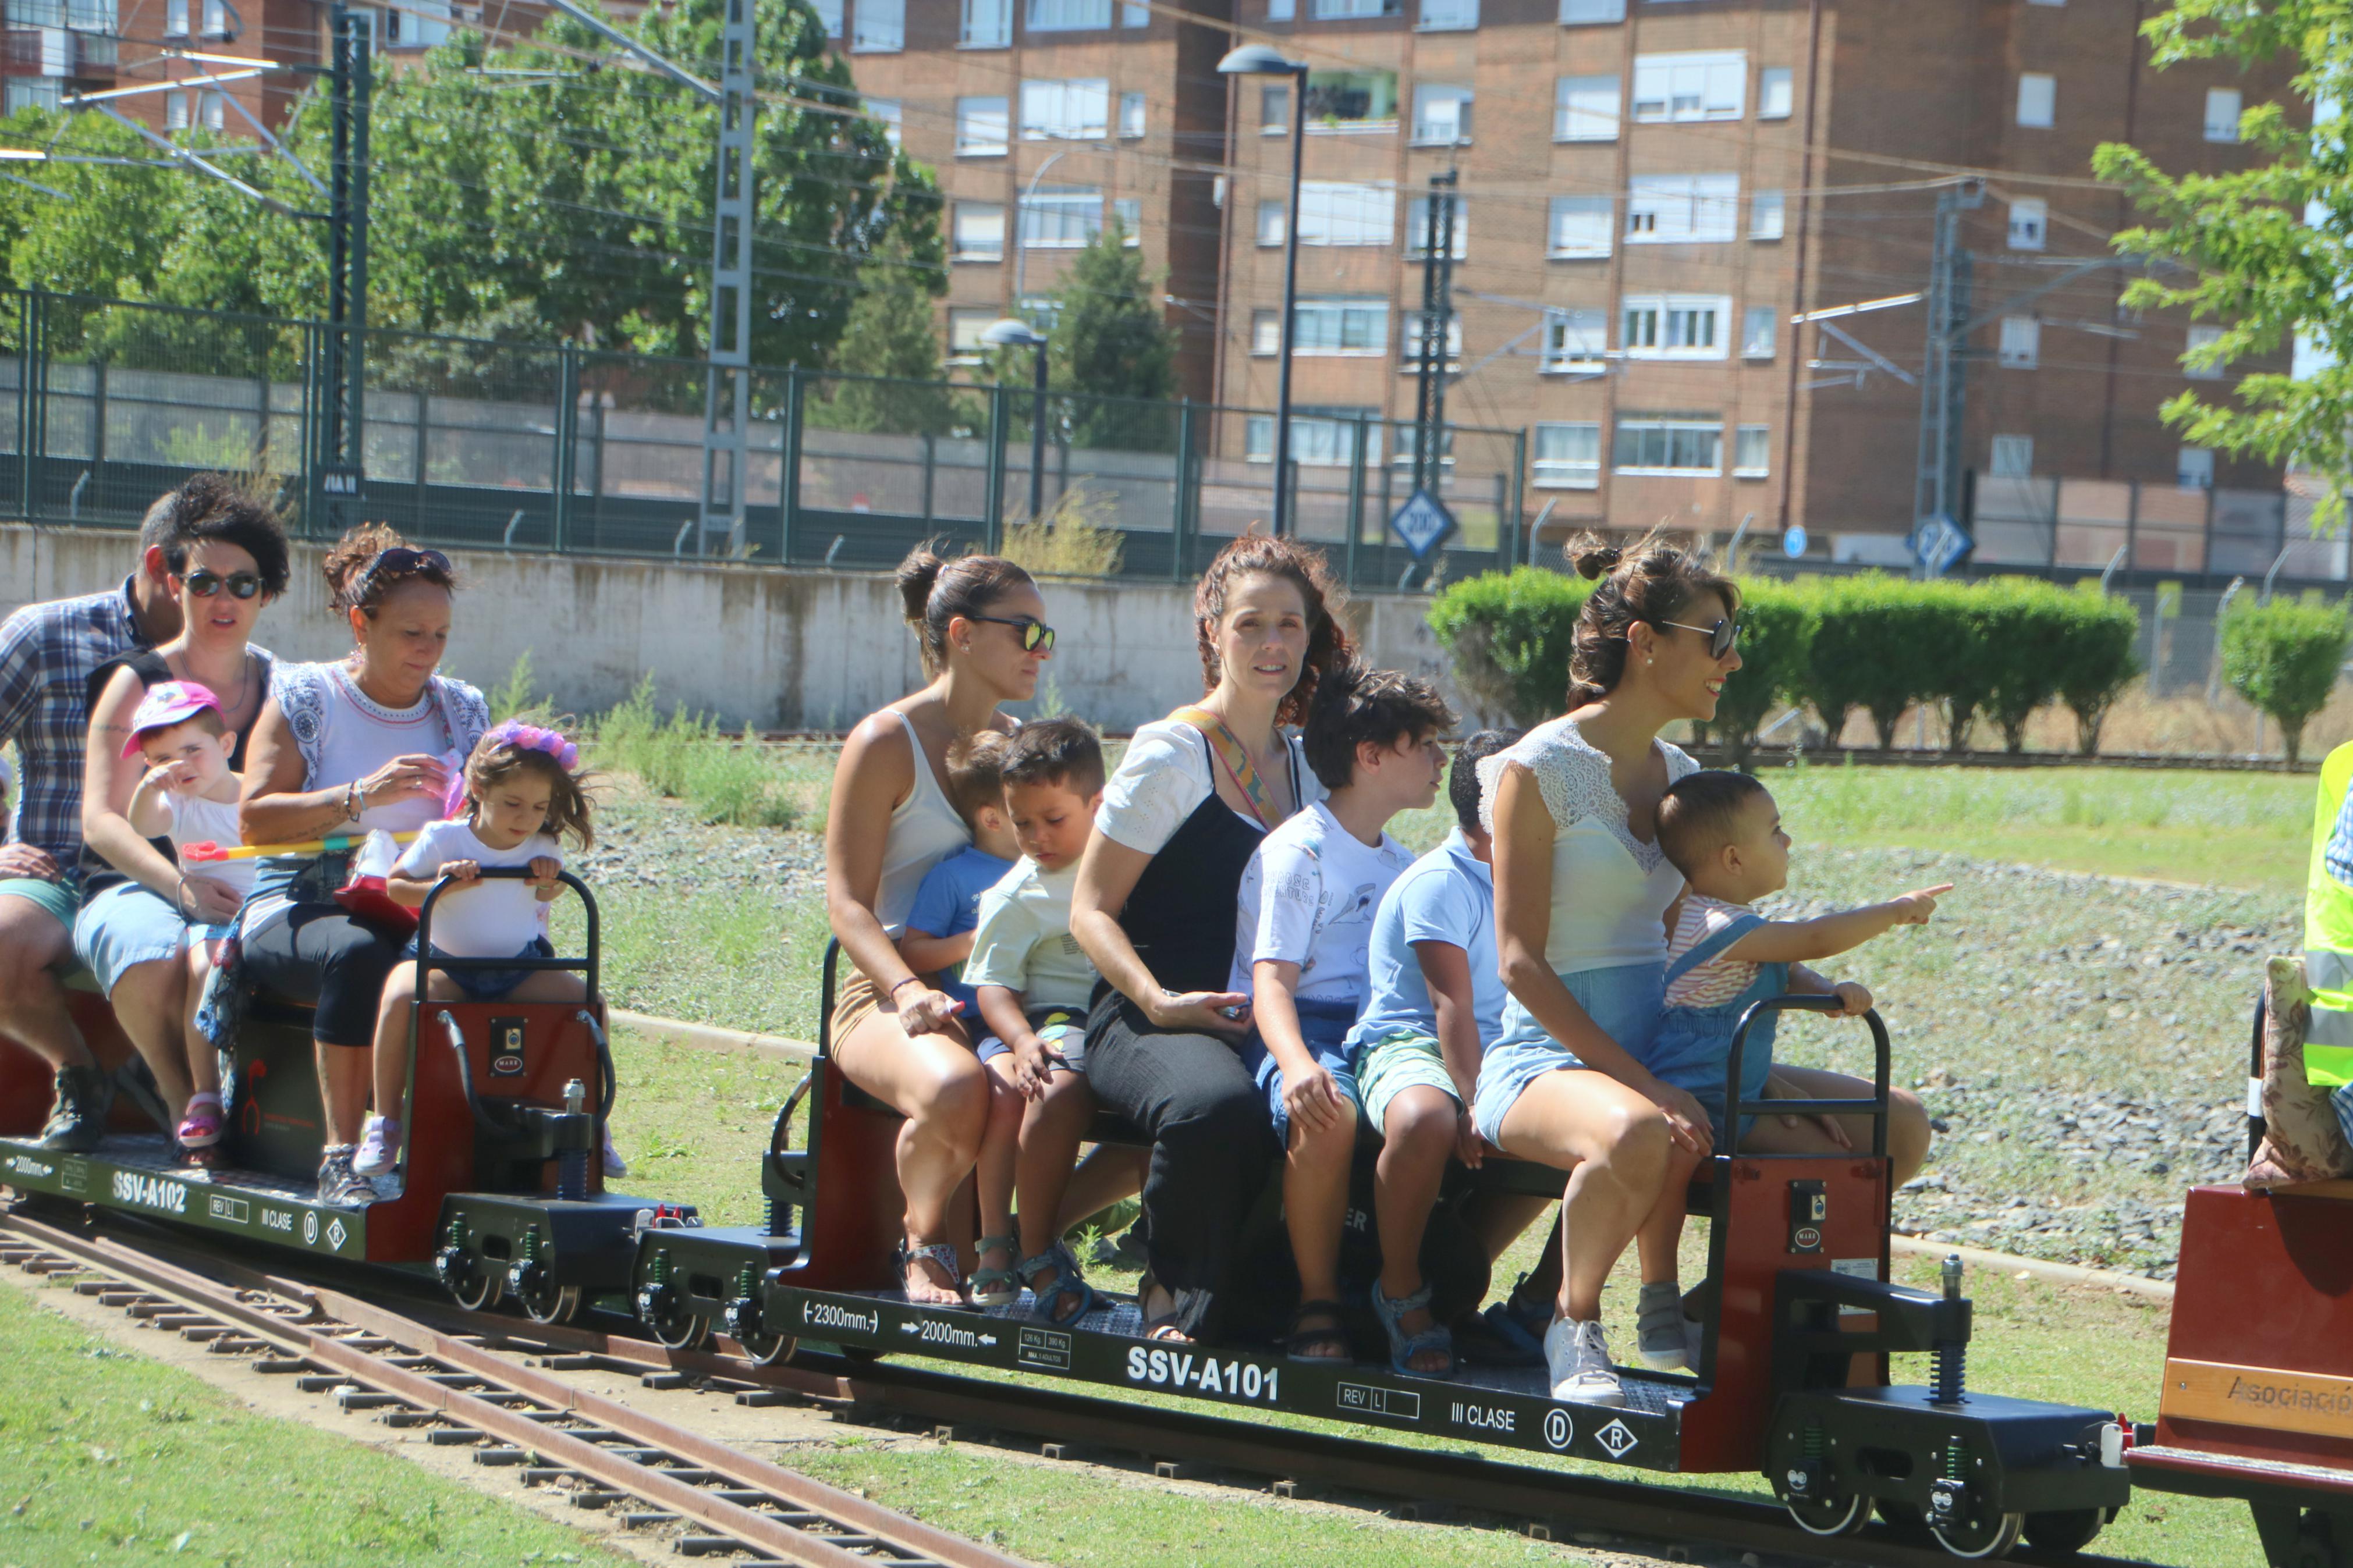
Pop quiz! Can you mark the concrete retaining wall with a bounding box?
[0,525,1470,733]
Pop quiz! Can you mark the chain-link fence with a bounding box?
[0,288,1527,591]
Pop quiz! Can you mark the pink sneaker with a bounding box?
[176,1094,223,1149]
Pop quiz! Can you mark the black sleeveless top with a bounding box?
[77,647,274,897]
[1103,726,1309,1035]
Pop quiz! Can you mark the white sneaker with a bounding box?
[353,1115,399,1176]
[1544,1317,1626,1407]
[602,1128,629,1178]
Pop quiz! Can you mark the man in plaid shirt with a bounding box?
[1,494,188,1149]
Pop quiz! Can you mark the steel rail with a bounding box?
[0,1211,1031,1568]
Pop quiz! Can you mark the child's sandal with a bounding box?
[895,1237,967,1307]
[1017,1241,1096,1326]
[1371,1278,1455,1378]
[966,1234,1021,1309]
[1285,1299,1351,1363]
[175,1094,223,1149]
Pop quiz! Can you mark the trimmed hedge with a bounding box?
[2222,598,2352,764]
[1428,570,2149,759]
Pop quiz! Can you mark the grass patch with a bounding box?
[0,1281,627,1568]
[589,675,831,830]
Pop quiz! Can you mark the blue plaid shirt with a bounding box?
[0,577,151,867]
[2330,785,2353,890]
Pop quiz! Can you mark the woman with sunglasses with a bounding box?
[824,545,1052,1305]
[73,476,288,1154]
[239,525,489,1206]
[1473,534,1748,1407]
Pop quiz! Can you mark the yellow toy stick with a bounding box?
[181,830,421,863]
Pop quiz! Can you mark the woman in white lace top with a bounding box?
[1475,536,1744,1406]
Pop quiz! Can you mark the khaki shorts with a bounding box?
[830,966,884,1050]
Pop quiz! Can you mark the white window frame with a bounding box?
[1989,434,2034,478]
[1560,0,1623,22]
[1999,316,2040,369]
[1613,417,1724,477]
[164,0,186,35]
[1750,189,1784,240]
[198,87,223,130]
[1120,90,1145,138]
[1295,181,1395,247]
[2186,323,2227,381]
[1532,422,1601,489]
[1626,173,1739,244]
[1418,0,1475,30]
[956,95,1009,154]
[1540,308,1606,373]
[1313,0,1397,17]
[864,97,902,147]
[1303,70,1399,133]
[949,308,996,353]
[953,202,1006,261]
[1411,83,1473,145]
[1547,194,1612,259]
[961,0,1012,47]
[1261,83,1290,134]
[2017,72,2056,129]
[811,0,843,38]
[1268,0,1293,18]
[1025,0,1111,30]
[1555,74,1619,141]
[1112,197,1141,243]
[2178,446,2215,490]
[1621,294,1730,359]
[1631,51,1746,123]
[1256,201,1285,247]
[165,88,189,130]
[1758,65,1792,119]
[2007,196,2046,251]
[1741,304,1776,359]
[1287,298,1390,355]
[200,0,227,35]
[853,0,904,51]
[1733,425,1770,479]
[1247,410,1379,466]
[1020,78,1110,141]
[1020,186,1103,248]
[2205,87,2242,143]
[1405,194,1466,259]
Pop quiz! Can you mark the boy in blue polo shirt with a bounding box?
[1346,729,1519,1377]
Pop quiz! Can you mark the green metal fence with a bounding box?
[0,288,1528,590]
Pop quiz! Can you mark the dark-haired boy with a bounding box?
[897,730,1021,1018]
[1344,728,1519,1375]
[1234,664,1453,1365]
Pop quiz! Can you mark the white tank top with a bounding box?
[872,709,972,937]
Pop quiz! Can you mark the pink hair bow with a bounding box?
[442,721,580,817]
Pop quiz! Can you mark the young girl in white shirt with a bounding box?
[354,722,596,1185]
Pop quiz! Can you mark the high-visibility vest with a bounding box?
[2305,739,2353,1088]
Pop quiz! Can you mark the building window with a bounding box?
[1533,422,1601,488]
[1541,308,1606,372]
[1741,305,1776,358]
[956,97,1009,154]
[198,88,223,129]
[1733,425,1770,478]
[1405,194,1466,258]
[1315,0,1399,16]
[2017,72,2056,128]
[1288,298,1390,354]
[961,0,1011,47]
[1120,90,1145,137]
[1548,194,1612,258]
[1758,66,1792,119]
[811,0,844,37]
[2186,322,2227,380]
[1403,312,1463,371]
[854,0,904,50]
[864,97,902,147]
[1419,0,1475,29]
[953,203,1006,261]
[1262,84,1290,133]
[1027,0,1110,29]
[1303,70,1399,131]
[1296,181,1396,246]
[1632,52,1745,122]
[2205,87,2242,143]
[1252,311,1282,355]
[1113,197,1141,242]
[1411,84,1473,145]
[1022,79,1110,140]
[2178,446,2214,490]
[1123,0,1147,22]
[164,0,186,34]
[1751,189,1784,240]
[165,90,189,130]
[1245,409,1379,465]
[1999,316,2040,368]
[1555,74,1619,141]
[1257,201,1286,247]
[1613,416,1723,475]
[1989,434,2033,477]
[1626,173,1739,244]
[1269,0,1293,19]
[949,308,995,353]
[1018,294,1064,332]
[1021,186,1103,247]
[2007,196,2046,251]
[200,0,226,34]
[1560,0,1623,22]
[1621,294,1729,358]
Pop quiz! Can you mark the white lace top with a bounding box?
[1477,714,1697,975]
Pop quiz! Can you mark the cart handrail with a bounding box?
[1723,994,1891,1160]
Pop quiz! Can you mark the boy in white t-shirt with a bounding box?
[1236,661,1452,1366]
[120,680,251,1155]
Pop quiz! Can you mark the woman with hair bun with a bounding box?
[1475,532,1744,1406]
[824,544,1052,1306]
[239,524,487,1206]
[1070,534,1353,1345]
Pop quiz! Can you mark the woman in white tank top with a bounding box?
[823,546,1053,1306]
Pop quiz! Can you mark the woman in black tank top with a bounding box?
[1072,537,1352,1345]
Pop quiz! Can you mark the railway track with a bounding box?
[0,1206,2162,1568]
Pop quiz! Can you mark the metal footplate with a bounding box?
[0,1135,368,1259]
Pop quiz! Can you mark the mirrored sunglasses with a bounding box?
[970,614,1056,653]
[184,568,262,600]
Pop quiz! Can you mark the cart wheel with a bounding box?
[449,1264,502,1313]
[739,1331,796,1367]
[519,1280,582,1327]
[1932,1510,2024,1560]
[1786,1492,1871,1537]
[2022,1507,2112,1555]
[645,1296,710,1350]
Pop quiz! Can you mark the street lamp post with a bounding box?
[982,318,1051,522]
[1219,43,1310,537]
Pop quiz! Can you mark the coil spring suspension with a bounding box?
[1944,1437,1968,1482]
[764,1195,783,1236]
[1930,1253,1968,1404]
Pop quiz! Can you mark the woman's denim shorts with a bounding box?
[72,881,189,997]
[1471,960,1665,1147]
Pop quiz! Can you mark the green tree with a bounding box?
[2091,6,2333,514]
[1044,215,1177,453]
[2223,596,2351,764]
[819,227,960,435]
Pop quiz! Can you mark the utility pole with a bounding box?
[1911,177,1981,546]
[700,0,756,556]
[1411,168,1456,497]
[315,0,371,538]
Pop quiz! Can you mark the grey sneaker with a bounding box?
[36,1064,109,1153]
[317,1145,374,1207]
[1544,1317,1624,1407]
[1637,1281,1702,1371]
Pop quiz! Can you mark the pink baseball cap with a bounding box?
[122,680,224,758]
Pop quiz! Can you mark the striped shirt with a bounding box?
[0,578,151,866]
[1663,894,1762,1008]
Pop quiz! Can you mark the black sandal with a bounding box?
[1286,1298,1350,1363]
[1138,1274,1191,1342]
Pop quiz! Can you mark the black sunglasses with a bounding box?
[183,568,262,600]
[1653,617,1743,659]
[969,614,1056,653]
[356,546,452,599]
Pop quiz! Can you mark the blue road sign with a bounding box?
[1389,488,1457,561]
[1782,525,1808,560]
[1912,513,1974,577]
